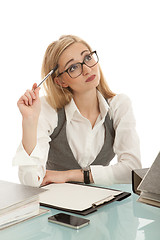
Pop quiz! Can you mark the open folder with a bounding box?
[40,183,131,215]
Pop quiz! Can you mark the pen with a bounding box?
[34,65,58,90]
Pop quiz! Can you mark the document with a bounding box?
[40,183,123,212]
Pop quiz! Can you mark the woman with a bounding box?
[13,35,141,187]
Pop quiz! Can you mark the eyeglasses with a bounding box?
[57,51,99,79]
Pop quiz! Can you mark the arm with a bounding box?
[14,84,46,186]
[17,83,41,155]
[41,169,94,186]
[91,94,141,186]
[14,88,93,187]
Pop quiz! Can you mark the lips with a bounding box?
[85,75,96,82]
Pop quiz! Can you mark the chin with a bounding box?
[94,78,100,88]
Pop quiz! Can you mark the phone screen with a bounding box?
[48,213,90,229]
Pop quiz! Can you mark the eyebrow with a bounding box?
[64,49,89,69]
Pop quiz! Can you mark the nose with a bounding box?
[82,63,91,75]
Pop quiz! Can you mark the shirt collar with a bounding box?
[97,90,110,119]
[65,90,110,123]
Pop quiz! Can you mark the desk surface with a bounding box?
[0,184,160,240]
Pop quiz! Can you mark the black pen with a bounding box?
[34,65,58,90]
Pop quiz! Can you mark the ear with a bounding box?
[54,77,69,88]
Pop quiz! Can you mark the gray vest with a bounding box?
[46,106,115,171]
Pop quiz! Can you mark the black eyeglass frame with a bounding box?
[57,50,99,79]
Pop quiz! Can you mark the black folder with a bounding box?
[40,183,131,215]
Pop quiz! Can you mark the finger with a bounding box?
[24,90,34,106]
[22,95,29,106]
[32,83,40,98]
[18,95,29,106]
[41,177,49,186]
[41,181,50,187]
[34,86,40,98]
[32,83,37,91]
[30,90,36,100]
[24,91,32,106]
[40,180,45,186]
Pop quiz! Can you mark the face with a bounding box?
[56,42,100,95]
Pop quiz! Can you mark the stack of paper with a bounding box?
[0,180,47,229]
[137,152,160,207]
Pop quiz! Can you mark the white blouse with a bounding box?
[13,91,141,187]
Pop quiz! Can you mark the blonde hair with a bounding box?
[41,35,116,109]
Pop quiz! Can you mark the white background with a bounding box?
[0,0,159,183]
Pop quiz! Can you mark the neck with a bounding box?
[73,89,100,119]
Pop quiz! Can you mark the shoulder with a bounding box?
[108,94,132,112]
[108,94,134,122]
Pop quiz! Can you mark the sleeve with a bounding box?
[91,94,142,186]
[12,97,58,187]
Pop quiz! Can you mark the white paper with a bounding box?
[40,183,122,211]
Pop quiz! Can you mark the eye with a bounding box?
[68,64,79,73]
[84,54,92,62]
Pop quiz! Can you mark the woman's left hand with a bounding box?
[41,169,85,186]
[41,169,94,186]
[41,170,68,186]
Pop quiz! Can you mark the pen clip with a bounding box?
[92,195,115,207]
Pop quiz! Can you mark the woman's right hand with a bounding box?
[17,83,41,121]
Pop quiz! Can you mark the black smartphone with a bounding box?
[48,213,90,229]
